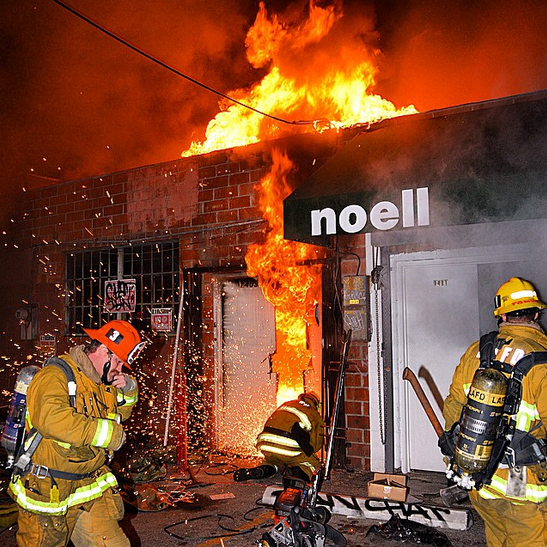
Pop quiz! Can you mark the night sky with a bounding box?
[1,0,546,224]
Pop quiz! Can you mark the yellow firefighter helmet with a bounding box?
[494,277,547,317]
[298,392,320,410]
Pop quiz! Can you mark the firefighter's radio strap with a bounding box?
[11,357,81,482]
[466,331,547,488]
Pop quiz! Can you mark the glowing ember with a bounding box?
[245,149,323,406]
[183,0,417,157]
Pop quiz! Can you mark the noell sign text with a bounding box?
[311,187,430,236]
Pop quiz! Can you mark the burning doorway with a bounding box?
[213,276,277,455]
[211,149,325,457]
[212,273,324,457]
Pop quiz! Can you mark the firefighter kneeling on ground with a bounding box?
[234,392,324,486]
[441,277,547,547]
[9,320,145,547]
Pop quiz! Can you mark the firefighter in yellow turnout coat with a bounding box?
[234,393,324,484]
[9,320,144,547]
[443,278,547,547]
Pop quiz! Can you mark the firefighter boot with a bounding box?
[233,465,277,482]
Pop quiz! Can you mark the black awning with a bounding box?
[283,91,547,244]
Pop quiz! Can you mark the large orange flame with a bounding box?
[183,0,417,157]
[189,1,417,409]
[245,149,323,405]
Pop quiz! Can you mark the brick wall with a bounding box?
[5,129,374,470]
[345,346,371,470]
[338,234,371,471]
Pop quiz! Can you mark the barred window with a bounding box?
[66,241,179,335]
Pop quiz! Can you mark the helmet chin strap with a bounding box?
[102,354,113,385]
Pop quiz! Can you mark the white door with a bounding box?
[215,280,277,456]
[391,245,542,472]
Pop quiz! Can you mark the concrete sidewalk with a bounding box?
[1,456,487,546]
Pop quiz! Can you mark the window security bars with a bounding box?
[66,242,179,335]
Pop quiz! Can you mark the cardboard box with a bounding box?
[367,473,409,502]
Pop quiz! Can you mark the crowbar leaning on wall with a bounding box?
[402,367,444,437]
[418,365,444,413]
[402,367,468,506]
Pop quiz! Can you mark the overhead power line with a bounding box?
[50,0,314,127]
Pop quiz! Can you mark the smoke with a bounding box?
[371,0,547,110]
[1,0,546,225]
[0,0,259,206]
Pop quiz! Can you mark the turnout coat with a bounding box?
[9,345,138,515]
[443,322,547,503]
[256,397,324,479]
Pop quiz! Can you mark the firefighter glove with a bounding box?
[439,423,460,458]
[113,430,126,452]
[290,422,314,457]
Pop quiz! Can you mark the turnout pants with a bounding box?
[16,489,129,547]
[470,490,547,547]
[262,452,320,482]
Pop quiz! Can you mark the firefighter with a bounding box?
[9,320,145,547]
[234,392,324,484]
[442,277,547,547]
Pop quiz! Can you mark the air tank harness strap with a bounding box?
[263,426,297,440]
[502,351,547,418]
[459,332,547,490]
[25,463,98,505]
[502,351,547,468]
[11,358,77,483]
[508,428,547,467]
[478,348,547,484]
[28,463,96,481]
[44,357,77,408]
[478,330,512,372]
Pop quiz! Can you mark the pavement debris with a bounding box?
[367,514,452,546]
[0,453,488,546]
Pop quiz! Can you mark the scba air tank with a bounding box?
[1,365,40,467]
[454,367,507,474]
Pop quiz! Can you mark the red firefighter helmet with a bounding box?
[84,320,144,368]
